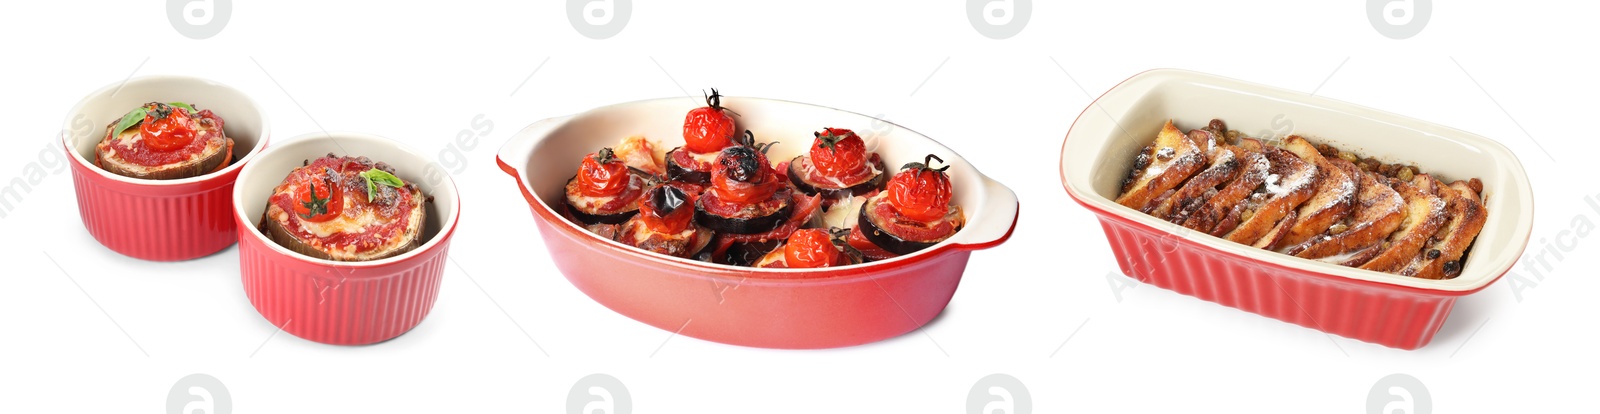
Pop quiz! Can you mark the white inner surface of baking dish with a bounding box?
[61,76,270,185]
[1062,69,1534,293]
[234,132,460,267]
[510,97,1014,273]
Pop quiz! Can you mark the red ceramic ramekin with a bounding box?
[232,132,461,345]
[1060,69,1536,350]
[497,97,1019,349]
[62,76,270,261]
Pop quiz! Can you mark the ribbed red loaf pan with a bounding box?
[62,76,270,261]
[232,132,460,345]
[1060,69,1535,350]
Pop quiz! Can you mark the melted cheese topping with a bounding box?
[296,197,383,238]
[100,127,220,174]
[614,135,666,175]
[689,149,720,165]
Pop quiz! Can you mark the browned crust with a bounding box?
[259,190,427,262]
[1274,136,1356,249]
[1152,145,1242,222]
[1332,242,1385,267]
[619,219,714,258]
[1358,175,1448,272]
[1222,147,1318,244]
[1183,146,1268,233]
[1115,121,1205,211]
[1401,179,1489,279]
[96,122,233,180]
[1287,161,1404,259]
[1251,209,1298,249]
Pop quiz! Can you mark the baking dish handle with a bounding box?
[946,176,1018,251]
[496,115,574,179]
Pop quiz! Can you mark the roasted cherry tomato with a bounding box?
[886,154,954,223]
[710,145,780,204]
[783,228,845,268]
[810,127,868,178]
[577,148,633,197]
[682,88,739,154]
[293,172,344,222]
[639,185,693,233]
[140,103,198,151]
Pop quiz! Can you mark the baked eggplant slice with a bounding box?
[563,176,643,225]
[666,147,718,184]
[620,185,715,258]
[259,155,428,262]
[856,194,965,256]
[696,198,792,234]
[95,102,234,180]
[564,147,651,225]
[696,145,793,234]
[787,155,889,202]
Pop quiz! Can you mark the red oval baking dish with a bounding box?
[497,96,1019,349]
[1060,69,1535,350]
[232,132,461,345]
[62,75,270,261]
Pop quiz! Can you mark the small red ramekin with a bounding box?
[498,97,1019,349]
[1061,69,1536,350]
[232,132,461,345]
[62,76,271,261]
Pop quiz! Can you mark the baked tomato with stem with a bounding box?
[683,88,739,154]
[810,127,869,178]
[708,143,782,204]
[293,171,343,223]
[783,228,846,268]
[885,154,954,223]
[639,185,695,234]
[139,103,199,151]
[577,148,632,197]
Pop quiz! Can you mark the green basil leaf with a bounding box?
[111,107,148,137]
[359,168,405,200]
[168,102,196,113]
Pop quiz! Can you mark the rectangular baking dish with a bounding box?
[1059,69,1535,349]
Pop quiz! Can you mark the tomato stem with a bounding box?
[901,154,950,172]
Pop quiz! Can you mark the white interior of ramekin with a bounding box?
[60,75,269,184]
[1061,69,1535,293]
[512,96,1005,273]
[232,132,461,267]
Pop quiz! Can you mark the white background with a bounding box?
[1,1,1596,412]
